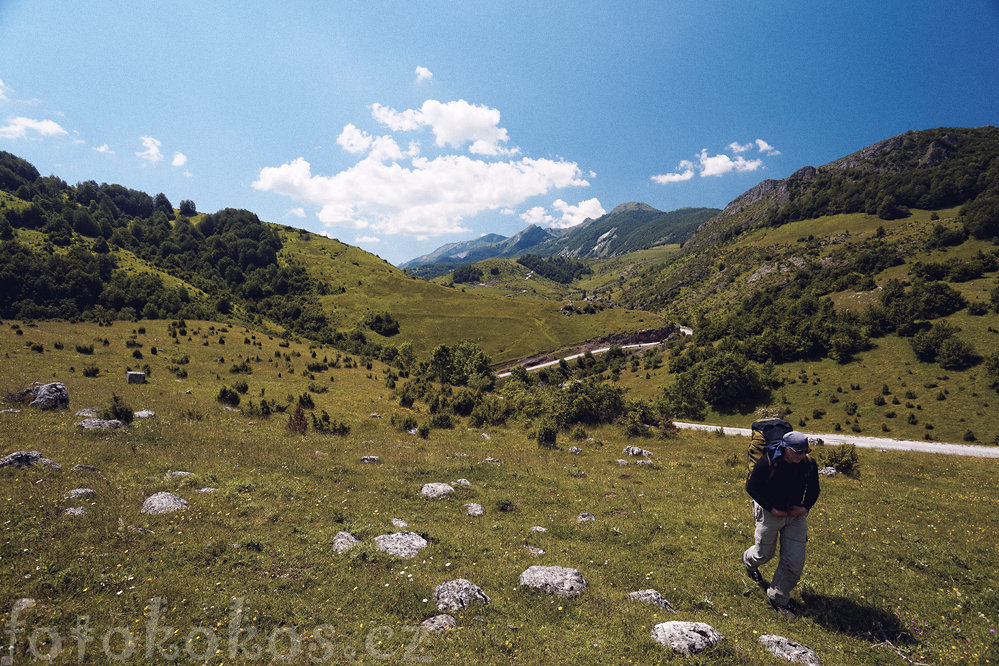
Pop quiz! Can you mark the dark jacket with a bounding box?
[745,454,820,513]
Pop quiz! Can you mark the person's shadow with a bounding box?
[798,591,913,644]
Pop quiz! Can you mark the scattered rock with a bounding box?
[133,409,155,419]
[529,526,547,533]
[360,456,380,464]
[63,488,96,500]
[196,487,217,494]
[421,614,456,632]
[75,408,99,417]
[519,565,587,597]
[482,457,500,463]
[11,598,36,614]
[818,466,837,477]
[569,446,582,455]
[392,518,410,528]
[453,452,469,458]
[616,459,629,466]
[452,478,471,487]
[421,483,454,499]
[407,427,418,435]
[434,579,490,611]
[577,512,595,523]
[28,382,70,410]
[64,506,87,516]
[0,450,61,470]
[71,464,99,473]
[524,545,545,557]
[126,371,146,384]
[314,450,328,457]
[332,531,361,554]
[759,635,821,665]
[626,589,676,614]
[0,408,21,414]
[464,503,484,517]
[224,406,240,412]
[480,433,491,440]
[369,413,382,419]
[374,531,428,559]
[623,446,653,457]
[140,492,188,515]
[636,459,654,466]
[650,621,723,655]
[76,418,124,430]
[126,525,154,534]
[168,471,195,479]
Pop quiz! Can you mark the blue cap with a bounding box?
[782,431,810,451]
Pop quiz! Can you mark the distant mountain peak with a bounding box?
[609,202,659,215]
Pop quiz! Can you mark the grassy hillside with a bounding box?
[1,320,997,664]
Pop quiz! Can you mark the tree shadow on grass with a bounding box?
[798,591,913,645]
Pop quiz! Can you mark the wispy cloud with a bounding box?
[0,116,68,139]
[93,143,115,155]
[136,136,163,164]
[287,207,305,218]
[651,159,695,184]
[355,235,381,244]
[414,66,433,83]
[0,79,10,101]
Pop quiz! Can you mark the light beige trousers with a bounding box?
[742,501,808,607]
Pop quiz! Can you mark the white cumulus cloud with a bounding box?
[371,99,517,156]
[414,66,433,83]
[337,123,373,154]
[0,116,68,139]
[728,141,754,153]
[288,207,305,218]
[651,159,695,184]
[136,136,163,164]
[756,139,781,155]
[520,206,554,226]
[551,198,605,228]
[93,143,115,155]
[652,138,778,184]
[172,152,188,167]
[253,154,588,238]
[698,149,762,177]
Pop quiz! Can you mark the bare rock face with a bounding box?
[421,614,456,632]
[0,450,61,470]
[420,483,454,499]
[518,565,587,597]
[332,531,361,554]
[374,531,428,559]
[759,635,821,665]
[28,382,70,410]
[650,621,723,655]
[434,579,490,611]
[140,492,188,515]
[626,589,676,614]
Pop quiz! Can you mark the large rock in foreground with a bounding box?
[332,531,361,554]
[141,492,188,515]
[651,621,723,655]
[28,382,69,410]
[434,579,490,611]
[0,450,61,470]
[626,589,676,613]
[759,635,821,665]
[519,565,587,597]
[421,483,454,499]
[374,531,428,558]
[76,418,124,430]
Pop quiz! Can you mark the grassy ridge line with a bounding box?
[1,320,998,663]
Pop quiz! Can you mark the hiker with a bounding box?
[742,430,820,618]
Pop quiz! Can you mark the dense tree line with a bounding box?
[516,254,592,284]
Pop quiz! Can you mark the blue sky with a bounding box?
[1,1,997,265]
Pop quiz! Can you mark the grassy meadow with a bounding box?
[1,320,998,664]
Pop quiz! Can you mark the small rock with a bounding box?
[452,478,471,487]
[421,482,454,499]
[369,413,382,418]
[650,621,723,655]
[568,446,582,455]
[76,418,124,430]
[315,450,328,456]
[224,406,239,412]
[524,545,545,557]
[196,487,218,494]
[374,531,428,559]
[626,589,676,614]
[0,450,61,470]
[74,408,99,417]
[482,457,500,463]
[464,503,484,517]
[636,459,654,466]
[63,488,96,500]
[64,506,87,516]
[168,471,195,479]
[141,492,188,515]
[577,512,595,523]
[518,565,587,597]
[616,459,629,466]
[360,456,380,464]
[421,614,456,632]
[126,371,146,384]
[11,598,36,614]
[71,464,99,473]
[818,466,837,477]
[434,579,490,611]
[759,635,821,665]
[623,446,653,457]
[480,433,491,440]
[0,408,21,414]
[392,518,410,528]
[127,525,154,534]
[453,452,469,458]
[332,531,361,554]
[133,409,155,419]
[28,382,70,410]
[529,526,547,533]
[407,427,418,435]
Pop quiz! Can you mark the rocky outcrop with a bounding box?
[759,635,821,665]
[650,621,723,655]
[332,531,361,554]
[0,450,61,470]
[141,492,188,515]
[519,566,587,597]
[27,382,70,410]
[374,532,428,559]
[434,579,490,611]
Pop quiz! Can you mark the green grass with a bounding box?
[2,320,998,664]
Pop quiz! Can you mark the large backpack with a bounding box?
[747,418,793,479]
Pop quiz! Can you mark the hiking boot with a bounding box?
[769,599,796,620]
[745,565,766,589]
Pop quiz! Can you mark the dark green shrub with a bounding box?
[101,393,134,425]
[822,443,860,477]
[297,392,315,409]
[82,365,100,378]
[216,386,240,407]
[75,344,94,354]
[535,419,558,448]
